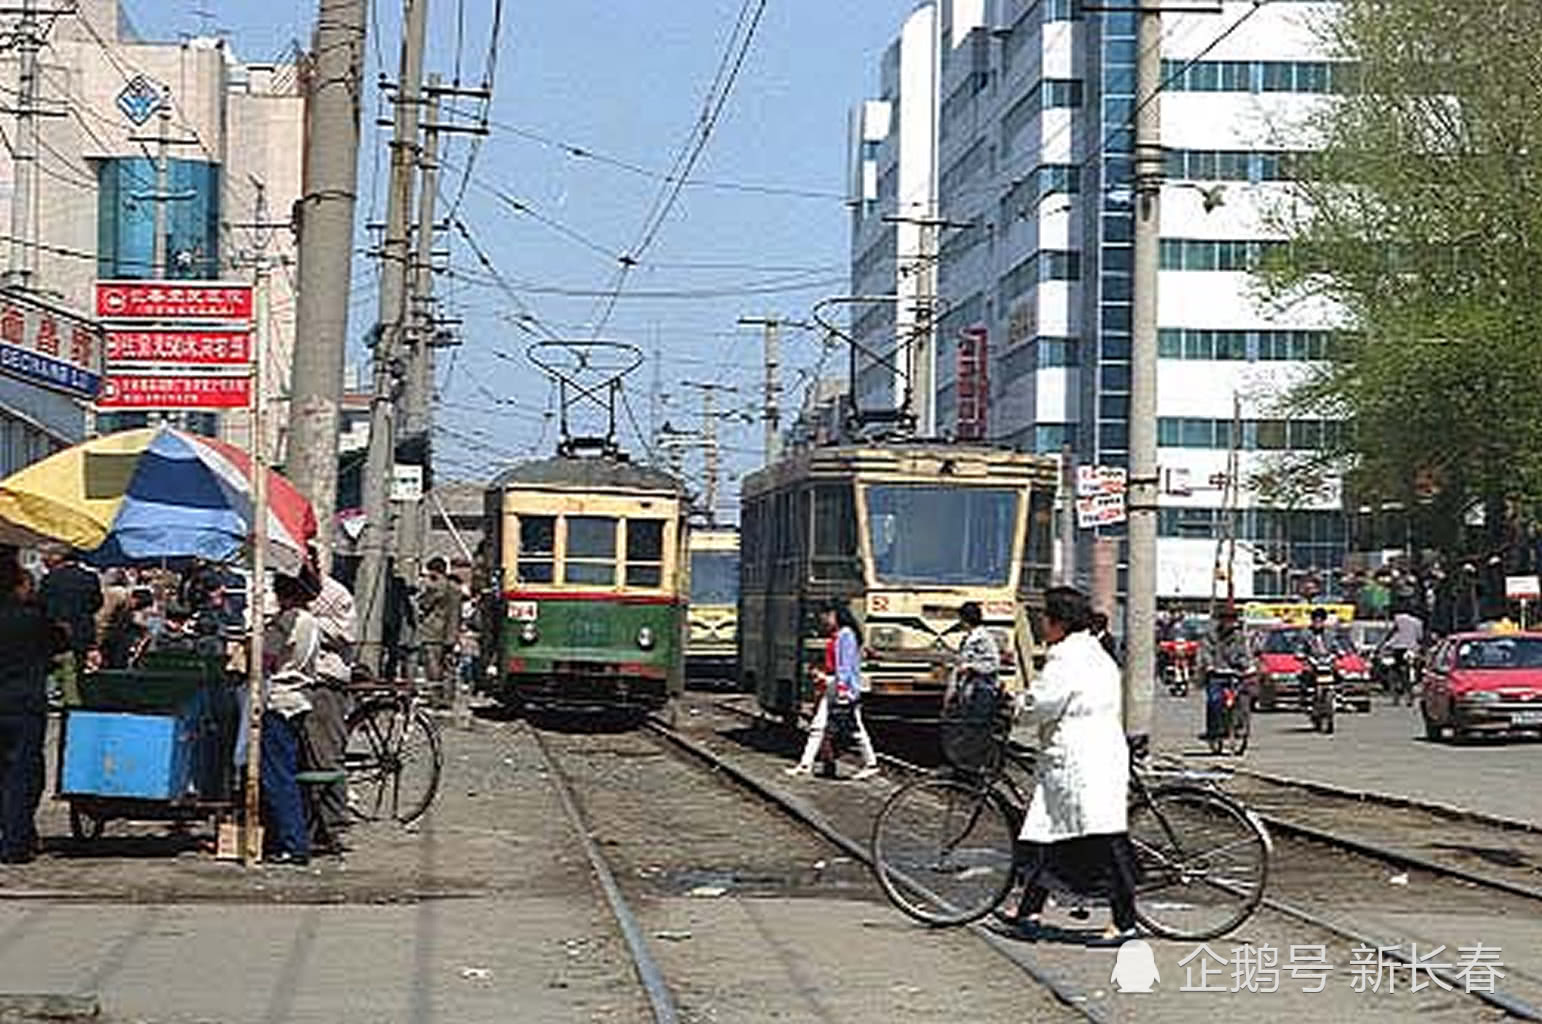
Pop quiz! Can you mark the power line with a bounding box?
[447,108,848,202]
[589,0,770,337]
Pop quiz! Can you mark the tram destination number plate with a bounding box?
[508,601,539,622]
[1511,710,1542,726]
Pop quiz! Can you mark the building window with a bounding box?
[1043,79,1084,108]
[1160,239,1282,272]
[1161,59,1353,94]
[97,157,221,280]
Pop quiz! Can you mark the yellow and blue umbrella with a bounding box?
[0,425,317,573]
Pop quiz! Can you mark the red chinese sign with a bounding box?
[95,281,254,322]
[96,374,252,409]
[105,329,252,366]
[955,326,990,442]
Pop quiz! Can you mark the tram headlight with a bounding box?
[636,625,656,650]
[519,621,539,645]
[870,626,903,650]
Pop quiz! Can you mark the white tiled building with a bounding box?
[0,0,302,462]
[848,0,1348,601]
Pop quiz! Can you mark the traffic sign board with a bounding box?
[1506,575,1540,601]
[1076,465,1127,498]
[1076,493,1127,529]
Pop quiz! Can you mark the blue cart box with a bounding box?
[60,711,197,801]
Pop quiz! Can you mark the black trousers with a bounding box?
[1014,832,1139,932]
[0,713,45,859]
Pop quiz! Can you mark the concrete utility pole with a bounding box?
[286,0,367,573]
[737,315,803,465]
[1059,441,1077,586]
[5,0,39,289]
[356,0,429,674]
[1124,0,1163,741]
[393,74,442,581]
[680,381,733,523]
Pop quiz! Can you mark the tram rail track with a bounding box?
[526,724,680,1024]
[690,694,1542,1020]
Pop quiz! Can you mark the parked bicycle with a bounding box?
[871,725,1271,940]
[342,680,444,825]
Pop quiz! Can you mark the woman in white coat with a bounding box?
[1006,585,1138,943]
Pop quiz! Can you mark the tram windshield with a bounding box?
[865,485,1018,586]
[690,550,739,605]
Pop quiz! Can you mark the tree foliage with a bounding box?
[1253,0,1542,549]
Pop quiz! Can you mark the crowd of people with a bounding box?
[0,543,485,867]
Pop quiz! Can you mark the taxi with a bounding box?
[1419,630,1542,742]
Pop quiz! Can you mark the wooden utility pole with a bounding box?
[286,0,367,572]
[356,0,429,674]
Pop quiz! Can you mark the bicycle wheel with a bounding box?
[343,699,444,825]
[1128,784,1270,941]
[871,776,1018,927]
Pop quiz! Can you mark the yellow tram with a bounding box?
[738,443,1059,724]
[685,525,740,688]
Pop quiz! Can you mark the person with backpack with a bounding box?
[785,598,880,781]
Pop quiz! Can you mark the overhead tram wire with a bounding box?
[588,0,770,337]
[444,108,848,202]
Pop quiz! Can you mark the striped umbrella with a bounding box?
[0,424,317,573]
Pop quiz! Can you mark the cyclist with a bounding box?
[1197,604,1250,743]
[1004,585,1137,945]
[942,602,1002,769]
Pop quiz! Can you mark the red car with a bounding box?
[1419,632,1542,741]
[1250,624,1373,712]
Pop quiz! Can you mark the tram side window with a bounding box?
[565,516,617,585]
[518,515,555,584]
[812,484,860,581]
[626,519,665,587]
[741,498,762,587]
[773,490,801,588]
[1025,488,1054,591]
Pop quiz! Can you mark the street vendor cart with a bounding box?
[57,644,243,841]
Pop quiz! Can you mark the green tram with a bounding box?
[481,456,690,712]
[739,443,1059,724]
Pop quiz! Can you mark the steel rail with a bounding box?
[526,725,679,1024]
[643,715,1112,1024]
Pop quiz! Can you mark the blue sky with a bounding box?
[126,0,924,514]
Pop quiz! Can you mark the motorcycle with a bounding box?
[1160,639,1195,696]
[1206,668,1249,756]
[1302,654,1338,734]
[1383,648,1416,706]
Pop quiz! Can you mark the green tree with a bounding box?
[1253,0,1542,555]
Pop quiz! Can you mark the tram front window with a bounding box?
[865,485,1018,586]
[690,551,739,605]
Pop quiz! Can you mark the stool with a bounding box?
[296,769,348,853]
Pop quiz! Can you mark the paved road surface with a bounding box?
[1151,687,1542,824]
